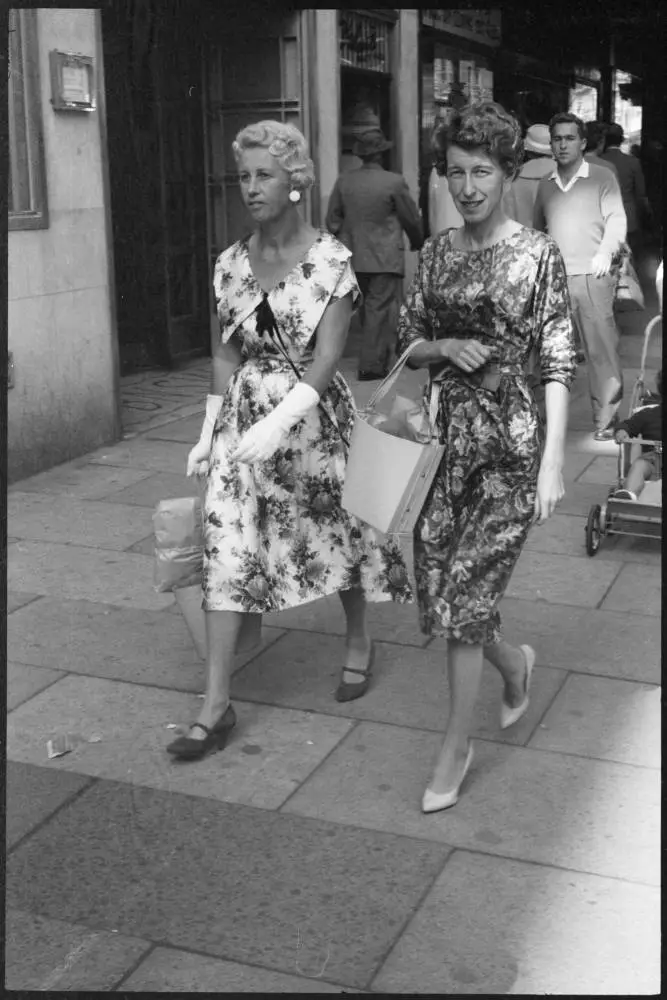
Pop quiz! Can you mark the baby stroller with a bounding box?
[585,313,662,555]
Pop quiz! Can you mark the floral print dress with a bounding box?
[202,230,412,613]
[397,227,576,645]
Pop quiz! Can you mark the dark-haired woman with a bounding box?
[398,102,576,813]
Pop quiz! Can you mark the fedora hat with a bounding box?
[524,124,552,156]
[353,129,393,158]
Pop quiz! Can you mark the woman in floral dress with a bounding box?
[398,103,576,812]
[167,121,411,761]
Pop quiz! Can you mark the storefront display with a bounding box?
[613,70,642,151]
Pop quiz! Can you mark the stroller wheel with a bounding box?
[586,504,602,556]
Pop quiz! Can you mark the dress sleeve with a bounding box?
[533,239,577,389]
[330,257,362,311]
[397,242,432,355]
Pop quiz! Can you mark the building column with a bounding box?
[394,9,420,289]
[312,10,341,227]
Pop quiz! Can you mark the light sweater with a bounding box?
[533,163,627,275]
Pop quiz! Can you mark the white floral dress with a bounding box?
[202,230,413,613]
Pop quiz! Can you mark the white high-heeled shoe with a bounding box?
[421,743,474,814]
[500,644,535,730]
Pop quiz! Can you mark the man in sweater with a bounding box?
[533,112,627,440]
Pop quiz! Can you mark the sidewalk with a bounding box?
[6,306,661,993]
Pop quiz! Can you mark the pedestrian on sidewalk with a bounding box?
[326,129,424,381]
[503,123,554,228]
[584,121,619,179]
[398,102,576,814]
[602,123,652,260]
[533,111,627,440]
[167,121,412,762]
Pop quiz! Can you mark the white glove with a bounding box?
[232,382,320,464]
[186,394,223,478]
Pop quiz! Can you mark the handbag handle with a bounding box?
[363,339,440,441]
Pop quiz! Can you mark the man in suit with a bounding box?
[602,123,652,258]
[326,129,424,379]
[584,121,619,178]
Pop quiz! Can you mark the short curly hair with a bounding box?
[232,120,315,192]
[432,102,523,179]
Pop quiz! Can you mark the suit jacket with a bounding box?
[601,147,647,233]
[326,164,424,274]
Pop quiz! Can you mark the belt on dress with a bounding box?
[432,361,524,392]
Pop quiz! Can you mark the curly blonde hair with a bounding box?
[232,120,315,192]
[432,102,524,179]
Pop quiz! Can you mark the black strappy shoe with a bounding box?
[166,703,237,761]
[335,643,375,703]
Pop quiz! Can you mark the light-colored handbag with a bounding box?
[342,341,444,534]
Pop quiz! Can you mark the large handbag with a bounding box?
[342,341,444,534]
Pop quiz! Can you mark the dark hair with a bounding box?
[432,101,523,179]
[605,123,624,147]
[585,121,609,148]
[549,111,586,140]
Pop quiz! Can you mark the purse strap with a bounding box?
[364,339,440,441]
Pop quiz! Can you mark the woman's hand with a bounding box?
[443,339,495,373]
[186,440,212,479]
[533,460,564,524]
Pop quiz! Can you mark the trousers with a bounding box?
[567,274,623,431]
[356,272,403,375]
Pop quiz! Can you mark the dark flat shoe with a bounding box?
[594,427,616,441]
[166,703,237,761]
[335,643,375,703]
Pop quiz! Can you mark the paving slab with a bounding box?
[7,591,42,613]
[5,909,150,992]
[599,563,662,616]
[122,947,361,993]
[6,780,450,990]
[506,550,621,607]
[529,674,661,767]
[88,437,192,474]
[264,593,428,647]
[233,631,566,747]
[7,540,174,611]
[576,455,621,485]
[8,462,152,499]
[7,675,355,810]
[371,852,660,995]
[8,661,66,711]
[522,512,661,564]
[97,470,197,507]
[6,761,92,849]
[282,723,659,885]
[555,480,615,516]
[126,534,156,555]
[497,598,661,683]
[144,413,207,442]
[7,492,153,550]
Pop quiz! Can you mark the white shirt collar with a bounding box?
[550,158,590,193]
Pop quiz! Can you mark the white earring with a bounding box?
[289,189,301,203]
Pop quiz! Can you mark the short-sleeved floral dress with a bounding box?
[397,227,576,645]
[202,229,413,613]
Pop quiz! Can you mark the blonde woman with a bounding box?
[167,121,411,761]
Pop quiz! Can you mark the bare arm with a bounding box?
[211,330,243,396]
[301,294,353,395]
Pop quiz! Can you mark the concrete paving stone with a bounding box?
[233,631,566,747]
[371,852,660,995]
[8,662,66,711]
[122,947,361,993]
[7,540,174,611]
[5,909,150,992]
[127,534,156,555]
[561,447,596,481]
[529,674,661,768]
[8,461,152,499]
[6,761,92,849]
[506,550,622,607]
[597,532,662,565]
[555,479,615,516]
[7,591,42,613]
[283,723,659,885]
[88,437,192,474]
[264,593,428,647]
[6,780,450,990]
[8,492,153,550]
[7,675,355,810]
[522,512,662,565]
[577,455,623,485]
[98,470,197,507]
[144,413,207,442]
[498,598,661,684]
[600,563,662,616]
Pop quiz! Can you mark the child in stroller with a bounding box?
[612,368,662,501]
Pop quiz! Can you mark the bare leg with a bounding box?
[624,457,651,496]
[484,640,530,709]
[338,586,371,683]
[428,640,484,795]
[188,609,243,739]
